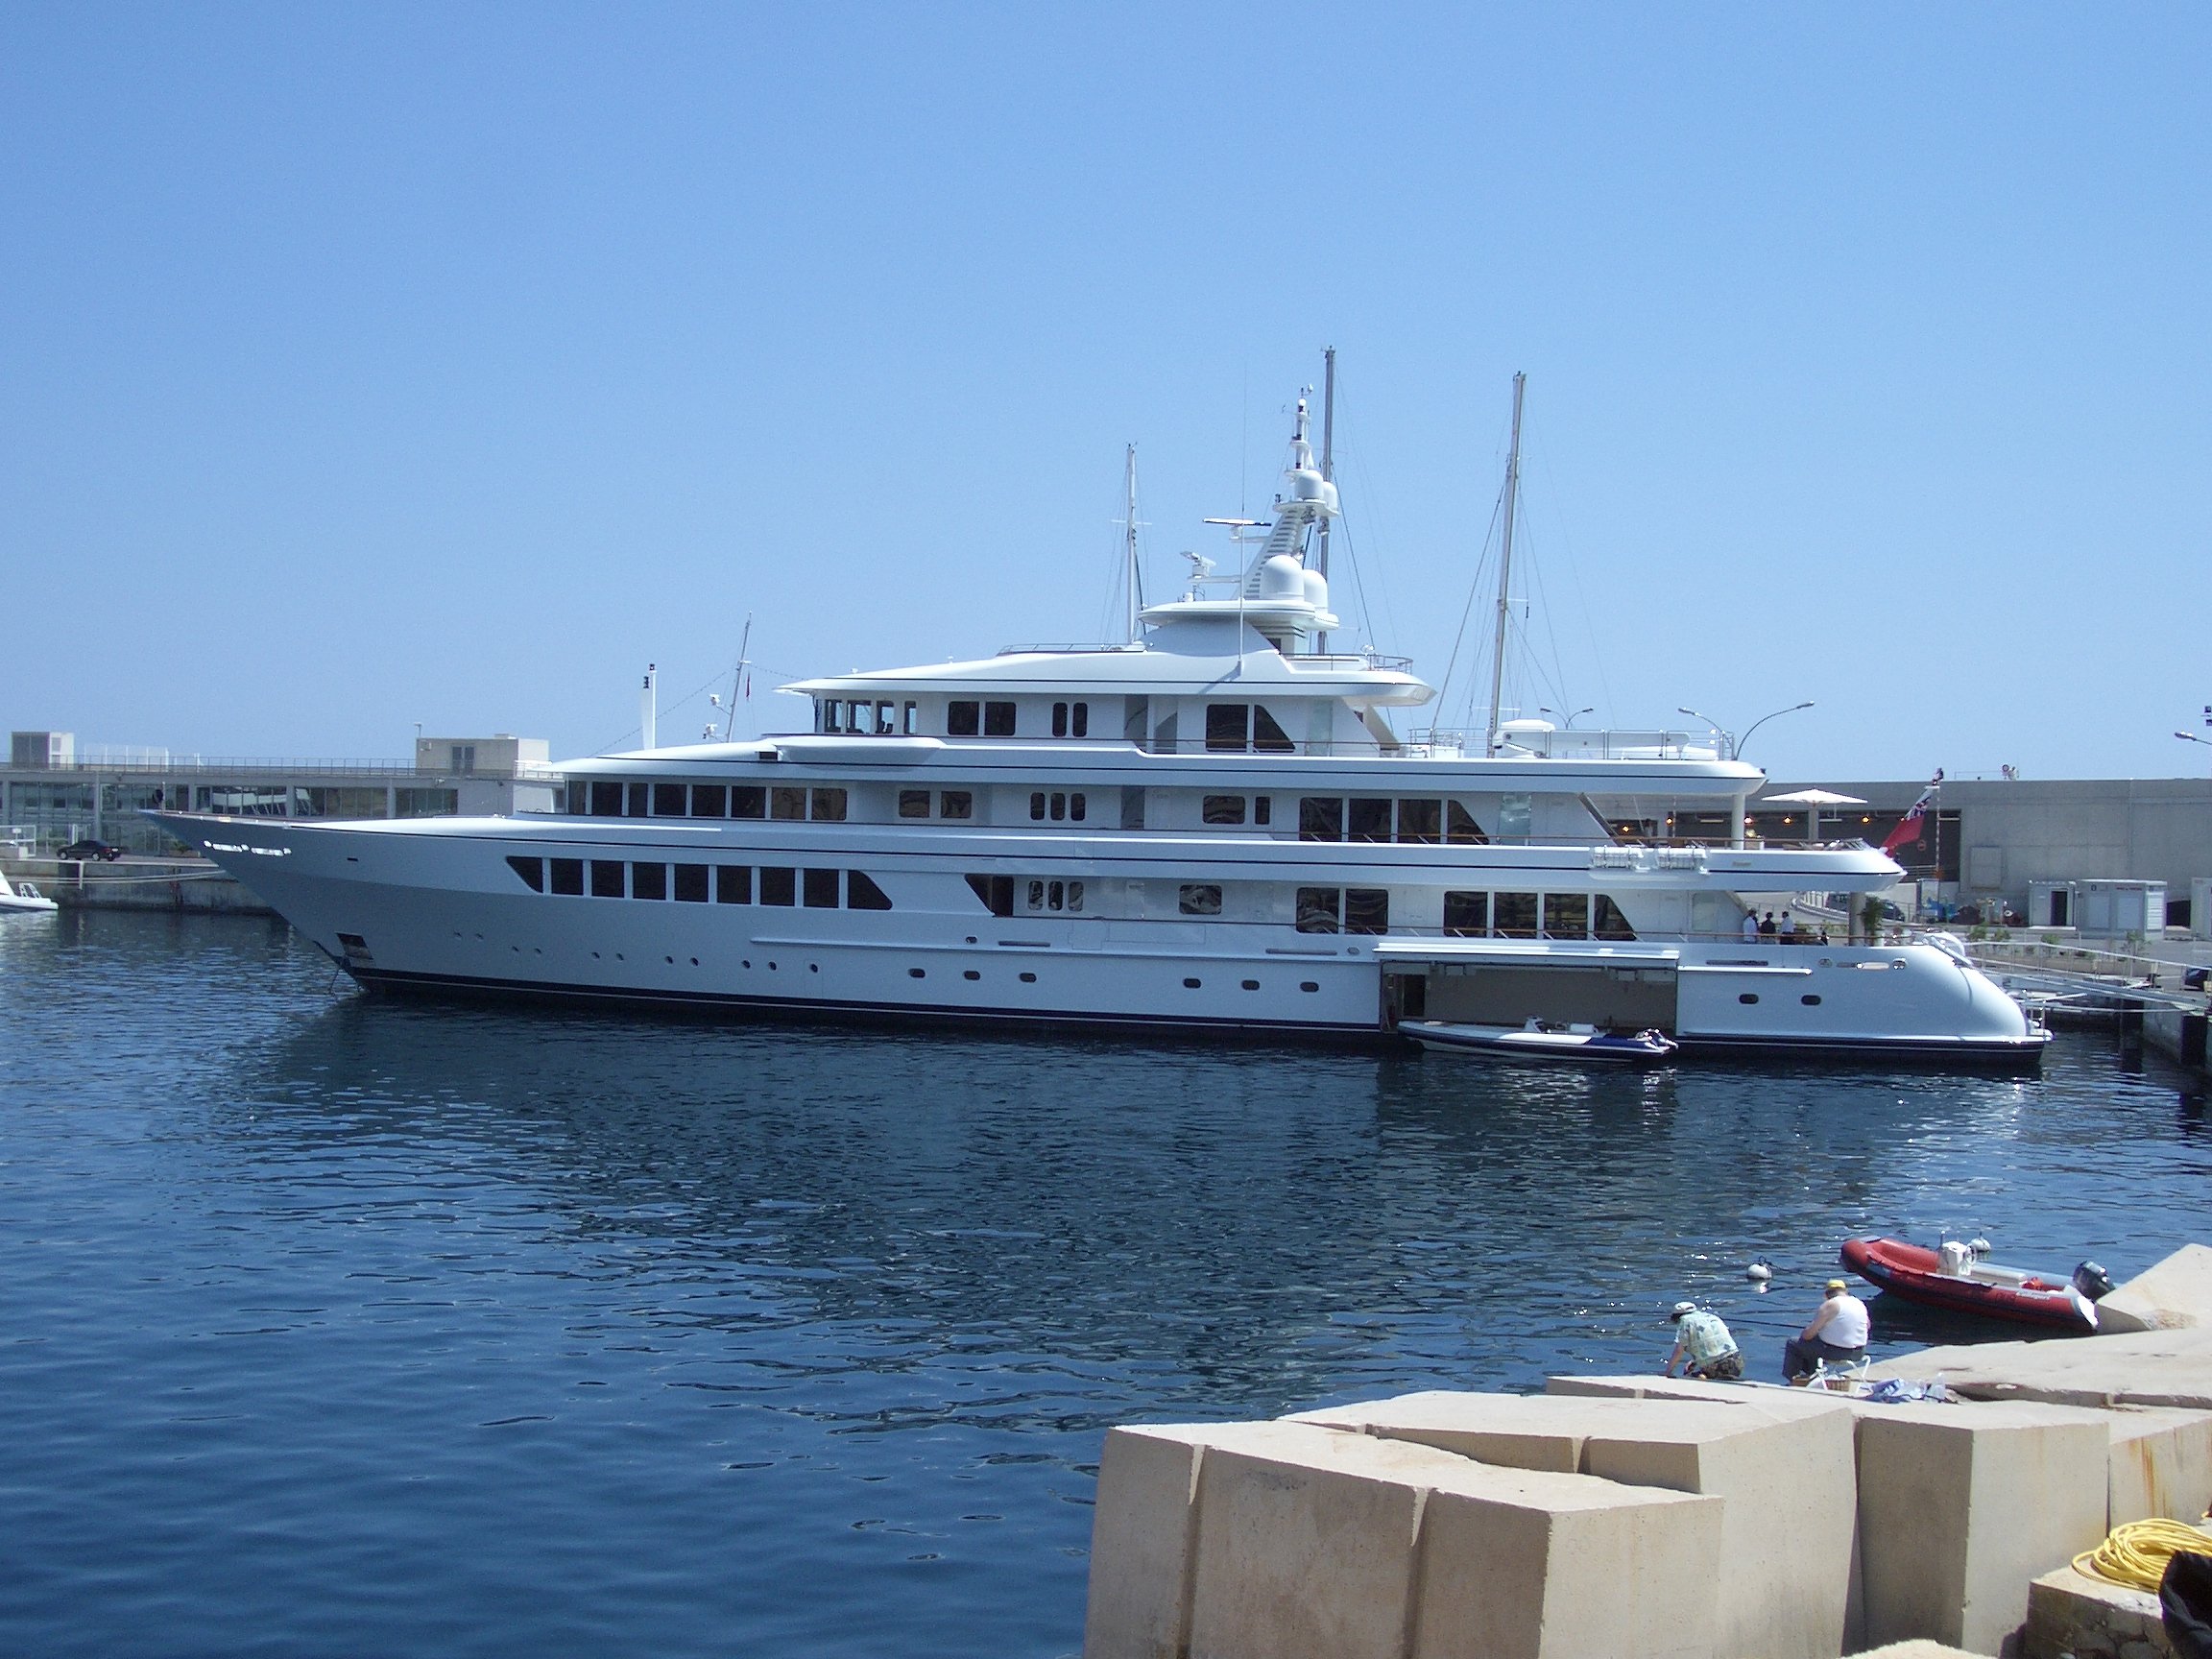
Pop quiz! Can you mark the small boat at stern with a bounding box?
[1400,1019,1679,1066]
[1840,1235,2107,1332]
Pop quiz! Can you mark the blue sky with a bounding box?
[4,5,2206,780]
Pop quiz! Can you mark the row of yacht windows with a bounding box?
[573,781,849,822]
[1300,797,1485,844]
[825,700,921,735]
[816,696,1307,749]
[1442,892,1635,940]
[507,855,892,909]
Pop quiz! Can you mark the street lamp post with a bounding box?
[1676,707,1727,757]
[1541,706,1595,729]
[1736,701,1815,761]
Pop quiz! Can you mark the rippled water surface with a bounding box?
[3,911,2207,1656]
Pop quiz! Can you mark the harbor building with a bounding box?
[3,730,558,857]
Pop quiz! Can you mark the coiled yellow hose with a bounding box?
[2071,1517,2212,1592]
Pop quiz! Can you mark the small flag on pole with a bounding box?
[1880,770,1944,856]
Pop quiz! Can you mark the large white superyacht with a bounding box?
[158,391,2048,1065]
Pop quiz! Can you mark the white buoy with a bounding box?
[1746,1259,1773,1283]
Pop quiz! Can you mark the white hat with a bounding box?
[1670,1301,1696,1319]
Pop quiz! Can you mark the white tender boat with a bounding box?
[1400,1018,1679,1064]
[151,382,2051,1064]
[0,869,58,914]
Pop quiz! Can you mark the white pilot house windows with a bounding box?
[819,699,919,735]
[508,855,892,911]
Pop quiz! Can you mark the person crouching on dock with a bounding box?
[1663,1301,1743,1381]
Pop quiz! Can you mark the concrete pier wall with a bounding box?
[2,858,269,914]
[1085,1246,2212,1659]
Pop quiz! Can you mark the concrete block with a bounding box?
[1853,1400,2112,1655]
[1863,1326,2212,1410]
[1130,1417,1726,1659]
[1547,1373,1863,1420]
[1298,1389,1856,1659]
[2021,1564,2172,1659]
[2097,1241,2212,1335]
[1084,1423,1211,1659]
[2103,1404,2212,1527]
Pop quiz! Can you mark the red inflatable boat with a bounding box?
[1839,1236,2104,1332]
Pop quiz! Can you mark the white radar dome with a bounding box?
[1301,567,1329,609]
[1259,554,1306,600]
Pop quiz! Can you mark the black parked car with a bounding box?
[57,839,123,862]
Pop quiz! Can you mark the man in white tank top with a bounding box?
[1783,1278,1870,1382]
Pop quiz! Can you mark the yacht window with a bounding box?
[1070,792,1087,822]
[1498,793,1533,841]
[845,700,867,733]
[1049,793,1067,821]
[1254,797,1272,827]
[1119,788,1145,830]
[1027,878,1046,910]
[1300,798,1344,842]
[1296,887,1340,934]
[899,790,931,819]
[653,784,687,817]
[632,862,668,901]
[1343,888,1389,935]
[983,701,1017,736]
[1202,795,1247,826]
[878,702,899,734]
[1444,891,1488,938]
[848,871,893,910]
[1447,802,1487,844]
[1494,892,1540,938]
[759,867,797,906]
[940,790,973,820]
[948,701,981,736]
[1030,792,1046,821]
[1545,894,1590,939]
[811,787,847,822]
[966,873,1015,917]
[1594,895,1637,941]
[1205,704,1249,752]
[1347,798,1393,843]
[803,868,838,908]
[731,786,765,820]
[550,857,584,896]
[691,784,727,817]
[1067,880,1084,912]
[716,865,752,904]
[1396,799,1442,845]
[1071,702,1088,737]
[627,782,649,818]
[506,855,544,892]
[589,860,625,898]
[823,701,843,733]
[1052,702,1069,737]
[673,863,709,903]
[589,781,623,817]
[1252,705,1294,753]
[1179,883,1223,917]
[771,787,806,821]
[902,702,919,734]
[566,781,589,814]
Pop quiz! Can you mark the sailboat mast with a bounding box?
[1485,371,1527,753]
[1123,445,1142,643]
[1315,347,1335,654]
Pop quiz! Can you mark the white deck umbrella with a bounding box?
[1757,788,1870,841]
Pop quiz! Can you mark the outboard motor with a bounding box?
[2073,1261,2116,1302]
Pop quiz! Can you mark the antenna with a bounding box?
[640,662,658,751]
[1485,373,1527,753]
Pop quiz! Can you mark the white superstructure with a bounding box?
[156,394,2049,1064]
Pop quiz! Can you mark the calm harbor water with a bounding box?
[3,911,2206,1657]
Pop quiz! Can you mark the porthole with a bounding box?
[1739,993,1759,1004]
[690,957,700,967]
[909,968,926,979]
[768,960,778,971]
[809,964,820,974]
[1241,979,1260,991]
[741,959,751,969]
[664,955,674,964]
[1019,972,1037,984]
[1801,994,1822,1005]
[1300,981,1319,993]
[963,970,980,981]
[1183,977,1202,989]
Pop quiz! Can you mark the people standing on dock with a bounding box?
[1663,1301,1743,1381]
[1783,1278,1870,1382]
